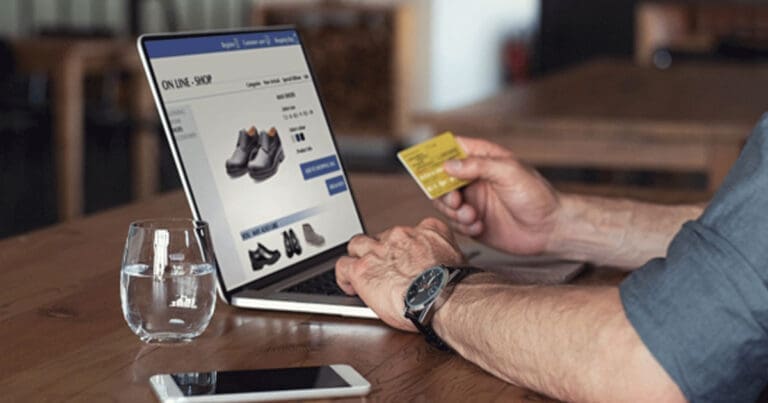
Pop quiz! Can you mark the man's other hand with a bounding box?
[335,218,465,332]
[434,136,561,256]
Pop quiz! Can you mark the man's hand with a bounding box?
[335,218,465,332]
[434,136,561,256]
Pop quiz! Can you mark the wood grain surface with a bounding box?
[0,174,625,402]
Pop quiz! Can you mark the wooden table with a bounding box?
[12,38,158,221]
[0,174,624,401]
[417,59,768,193]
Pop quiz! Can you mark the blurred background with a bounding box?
[2,0,768,239]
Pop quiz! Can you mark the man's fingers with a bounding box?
[377,225,415,242]
[432,198,460,221]
[455,136,513,158]
[417,217,450,234]
[440,190,463,209]
[455,204,477,224]
[434,192,477,223]
[347,234,382,257]
[448,220,484,237]
[334,256,358,295]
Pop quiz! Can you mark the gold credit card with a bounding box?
[397,131,469,199]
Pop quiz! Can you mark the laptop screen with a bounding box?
[140,29,364,291]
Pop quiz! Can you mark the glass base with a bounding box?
[139,332,197,344]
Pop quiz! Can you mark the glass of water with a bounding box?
[120,219,217,343]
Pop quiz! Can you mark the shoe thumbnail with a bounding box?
[302,223,325,247]
[248,127,284,181]
[283,231,294,258]
[289,228,302,256]
[283,229,302,257]
[226,126,259,177]
[249,242,280,271]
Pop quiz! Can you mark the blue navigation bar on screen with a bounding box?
[145,30,299,58]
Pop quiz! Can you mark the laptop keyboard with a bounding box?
[283,270,346,296]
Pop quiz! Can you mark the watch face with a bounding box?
[406,266,447,308]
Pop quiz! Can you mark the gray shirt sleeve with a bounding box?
[620,114,768,402]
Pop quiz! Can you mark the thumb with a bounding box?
[444,156,517,185]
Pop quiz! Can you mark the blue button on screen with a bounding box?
[300,155,340,180]
[325,175,348,196]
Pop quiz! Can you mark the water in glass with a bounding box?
[121,263,216,342]
[120,219,217,343]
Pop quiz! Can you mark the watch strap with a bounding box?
[447,265,477,283]
[406,310,453,351]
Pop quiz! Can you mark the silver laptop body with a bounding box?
[137,27,375,318]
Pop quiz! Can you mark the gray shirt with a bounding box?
[620,114,768,402]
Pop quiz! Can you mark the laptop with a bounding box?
[137,27,376,318]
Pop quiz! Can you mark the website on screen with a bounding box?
[145,30,363,290]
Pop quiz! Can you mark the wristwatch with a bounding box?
[403,264,476,352]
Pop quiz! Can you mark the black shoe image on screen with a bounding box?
[302,223,325,247]
[283,229,302,258]
[247,127,284,181]
[283,230,294,258]
[225,126,260,177]
[289,228,302,256]
[249,243,281,271]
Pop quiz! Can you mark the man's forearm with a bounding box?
[432,273,684,402]
[548,195,703,269]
